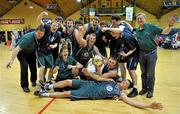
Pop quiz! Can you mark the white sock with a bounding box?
[42,93,50,97]
[133,85,137,89]
[49,84,54,89]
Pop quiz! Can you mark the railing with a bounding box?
[96,8,125,16]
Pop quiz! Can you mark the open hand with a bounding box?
[150,102,163,110]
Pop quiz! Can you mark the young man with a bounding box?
[6,25,45,92]
[75,33,102,67]
[102,26,139,98]
[34,68,162,110]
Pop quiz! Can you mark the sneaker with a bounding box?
[34,89,47,97]
[146,91,153,98]
[39,80,50,91]
[32,82,37,87]
[22,87,30,93]
[139,89,147,95]
[127,88,138,98]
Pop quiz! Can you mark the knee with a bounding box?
[64,80,72,86]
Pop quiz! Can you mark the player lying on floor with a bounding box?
[34,68,162,110]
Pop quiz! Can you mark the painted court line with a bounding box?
[37,98,56,114]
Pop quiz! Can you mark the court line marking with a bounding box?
[37,98,56,114]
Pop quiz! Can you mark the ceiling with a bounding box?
[0,0,178,19]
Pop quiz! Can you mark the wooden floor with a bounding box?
[0,44,180,114]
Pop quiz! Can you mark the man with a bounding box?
[64,18,87,56]
[75,33,102,67]
[34,68,162,110]
[83,16,100,39]
[103,26,139,98]
[6,25,45,92]
[37,12,61,82]
[135,13,176,98]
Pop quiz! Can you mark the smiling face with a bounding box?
[87,34,96,46]
[60,48,69,60]
[50,22,59,33]
[136,14,146,27]
[35,31,45,39]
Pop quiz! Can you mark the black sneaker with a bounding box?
[127,88,138,98]
[139,89,147,95]
[22,87,30,93]
[34,89,46,97]
[146,91,153,98]
[32,82,37,87]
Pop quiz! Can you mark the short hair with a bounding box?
[111,15,121,21]
[136,13,146,18]
[75,19,83,25]
[59,45,68,54]
[55,16,64,22]
[36,25,45,32]
[100,21,108,27]
[93,16,100,22]
[66,18,74,23]
[127,79,133,89]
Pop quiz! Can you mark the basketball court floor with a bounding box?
[0,44,180,114]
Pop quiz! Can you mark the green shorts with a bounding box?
[37,52,54,68]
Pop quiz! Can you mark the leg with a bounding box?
[139,53,148,95]
[146,51,157,98]
[28,52,37,85]
[17,52,30,92]
[119,63,126,79]
[49,91,71,98]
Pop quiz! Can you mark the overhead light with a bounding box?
[77,0,81,2]
[29,3,33,9]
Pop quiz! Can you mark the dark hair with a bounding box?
[111,15,121,21]
[75,19,83,25]
[36,25,45,32]
[127,79,133,89]
[55,16,64,22]
[66,18,74,24]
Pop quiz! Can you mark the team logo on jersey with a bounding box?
[106,86,113,92]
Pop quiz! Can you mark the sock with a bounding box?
[133,85,137,89]
[42,93,50,97]
[49,84,54,89]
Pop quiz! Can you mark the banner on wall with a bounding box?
[0,19,24,25]
[89,8,95,18]
[125,7,133,21]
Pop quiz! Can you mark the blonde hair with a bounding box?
[136,13,146,18]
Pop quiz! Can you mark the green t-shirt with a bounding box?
[136,23,163,51]
[55,56,78,79]
[16,32,38,53]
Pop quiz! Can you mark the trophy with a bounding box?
[92,55,104,67]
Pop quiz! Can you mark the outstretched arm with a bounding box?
[119,93,163,110]
[82,68,114,82]
[6,46,22,68]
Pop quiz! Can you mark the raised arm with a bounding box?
[37,11,49,25]
[119,93,163,110]
[74,28,87,47]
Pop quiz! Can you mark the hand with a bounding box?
[67,65,73,69]
[101,27,109,32]
[6,61,13,68]
[150,102,163,110]
[119,51,128,57]
[42,11,48,16]
[49,44,56,49]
